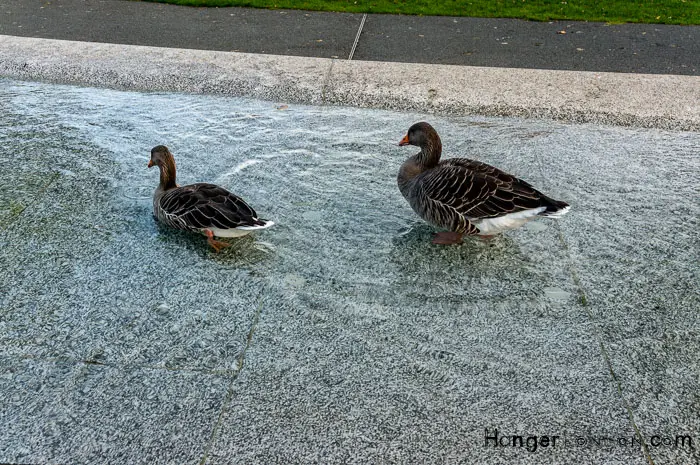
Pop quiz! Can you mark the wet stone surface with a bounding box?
[0,357,228,464]
[1,79,698,463]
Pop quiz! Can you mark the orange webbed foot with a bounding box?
[205,230,231,252]
[432,232,464,245]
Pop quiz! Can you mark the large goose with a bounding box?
[397,122,569,245]
[148,145,273,251]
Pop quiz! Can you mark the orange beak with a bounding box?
[147,160,154,168]
[398,134,410,146]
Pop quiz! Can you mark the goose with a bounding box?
[148,145,273,251]
[397,122,569,245]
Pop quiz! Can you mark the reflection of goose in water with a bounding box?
[387,220,534,310]
[148,145,273,252]
[390,220,522,271]
[397,122,570,245]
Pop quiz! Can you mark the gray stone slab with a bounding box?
[354,15,700,75]
[552,127,700,463]
[2,36,699,131]
[0,0,360,59]
[208,296,641,463]
[323,58,700,131]
[0,81,265,369]
[0,35,332,106]
[201,114,685,464]
[0,357,229,464]
[0,102,61,228]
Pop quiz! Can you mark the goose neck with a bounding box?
[417,137,441,169]
[159,157,178,190]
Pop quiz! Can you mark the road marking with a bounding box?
[349,13,367,60]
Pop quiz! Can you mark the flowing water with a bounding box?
[1,78,698,463]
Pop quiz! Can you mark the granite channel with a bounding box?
[1,77,698,463]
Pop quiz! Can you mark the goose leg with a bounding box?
[432,232,464,245]
[204,229,231,252]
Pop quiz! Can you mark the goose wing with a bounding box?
[158,183,263,230]
[419,159,551,222]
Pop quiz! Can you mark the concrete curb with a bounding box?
[1,35,698,131]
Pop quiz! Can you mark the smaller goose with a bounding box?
[148,145,274,251]
[397,122,569,245]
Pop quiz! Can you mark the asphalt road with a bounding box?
[1,0,698,75]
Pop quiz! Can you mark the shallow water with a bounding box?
[1,78,698,463]
[1,77,698,363]
[1,78,571,292]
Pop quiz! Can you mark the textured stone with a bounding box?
[0,35,698,131]
[0,357,229,464]
[1,79,698,464]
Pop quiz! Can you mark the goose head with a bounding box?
[398,122,440,148]
[148,145,177,189]
[148,145,174,169]
[398,122,442,169]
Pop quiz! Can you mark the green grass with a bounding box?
[142,0,700,25]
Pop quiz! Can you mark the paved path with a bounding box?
[1,0,698,75]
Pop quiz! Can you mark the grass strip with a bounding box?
[140,0,700,25]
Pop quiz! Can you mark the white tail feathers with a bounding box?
[237,220,275,231]
[541,205,570,219]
